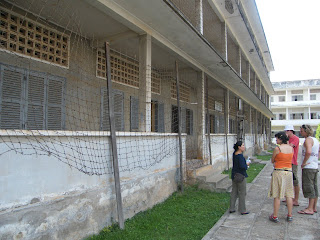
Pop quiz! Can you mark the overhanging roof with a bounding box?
[86,0,274,118]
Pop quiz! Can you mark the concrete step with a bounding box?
[187,162,232,193]
[202,173,227,188]
[197,172,232,193]
[215,177,232,193]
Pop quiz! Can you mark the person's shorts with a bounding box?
[292,164,299,186]
[302,169,319,198]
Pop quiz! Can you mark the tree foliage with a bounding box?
[316,124,320,142]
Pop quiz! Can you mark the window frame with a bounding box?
[0,64,66,130]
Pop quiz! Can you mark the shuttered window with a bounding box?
[151,100,165,133]
[172,106,193,135]
[130,96,139,131]
[0,64,65,130]
[101,88,124,131]
[186,109,193,135]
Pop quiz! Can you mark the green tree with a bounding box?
[316,124,320,142]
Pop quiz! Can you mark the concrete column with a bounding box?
[308,107,311,120]
[247,63,251,86]
[197,71,205,159]
[286,90,289,120]
[259,80,262,100]
[249,106,252,134]
[139,34,152,132]
[221,22,227,60]
[254,73,257,94]
[225,89,230,134]
[254,109,258,144]
[195,0,203,34]
[238,48,242,77]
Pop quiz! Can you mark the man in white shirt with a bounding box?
[298,124,319,215]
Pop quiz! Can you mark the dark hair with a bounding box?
[233,141,243,152]
[275,131,289,144]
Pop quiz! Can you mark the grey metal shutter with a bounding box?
[101,88,110,131]
[26,71,45,129]
[113,90,124,131]
[47,75,65,130]
[0,65,25,129]
[189,109,193,135]
[101,88,124,131]
[158,102,164,133]
[181,107,186,133]
[130,96,139,131]
[219,114,225,133]
[214,113,219,133]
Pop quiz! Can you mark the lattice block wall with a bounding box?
[171,81,190,103]
[0,8,69,67]
[97,48,139,88]
[151,68,161,94]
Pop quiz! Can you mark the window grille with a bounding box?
[171,81,191,103]
[97,49,139,88]
[151,68,161,94]
[0,8,69,67]
[274,91,286,95]
[310,89,320,93]
[215,101,223,112]
[292,90,303,94]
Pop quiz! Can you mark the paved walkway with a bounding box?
[203,160,320,240]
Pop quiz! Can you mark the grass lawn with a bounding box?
[222,162,266,183]
[256,155,272,161]
[86,186,230,240]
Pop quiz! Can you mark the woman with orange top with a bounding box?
[268,131,294,223]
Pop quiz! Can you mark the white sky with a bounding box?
[255,0,320,82]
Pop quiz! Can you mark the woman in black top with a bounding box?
[229,141,250,215]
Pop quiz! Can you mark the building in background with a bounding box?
[271,79,320,137]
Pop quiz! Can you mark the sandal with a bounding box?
[298,209,314,215]
[269,214,279,223]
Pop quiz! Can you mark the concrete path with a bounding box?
[203,161,320,240]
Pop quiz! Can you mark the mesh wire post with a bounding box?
[175,61,183,193]
[105,42,124,229]
[205,77,212,165]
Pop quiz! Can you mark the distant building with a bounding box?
[271,79,320,137]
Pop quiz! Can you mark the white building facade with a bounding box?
[271,79,320,136]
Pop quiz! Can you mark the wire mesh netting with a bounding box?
[0,0,214,176]
[0,0,270,178]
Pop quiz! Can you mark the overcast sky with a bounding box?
[255,0,320,82]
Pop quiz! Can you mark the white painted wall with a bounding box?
[0,133,184,210]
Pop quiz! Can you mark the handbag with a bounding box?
[234,173,245,183]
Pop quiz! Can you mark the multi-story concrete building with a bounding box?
[271,79,320,136]
[0,0,274,239]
